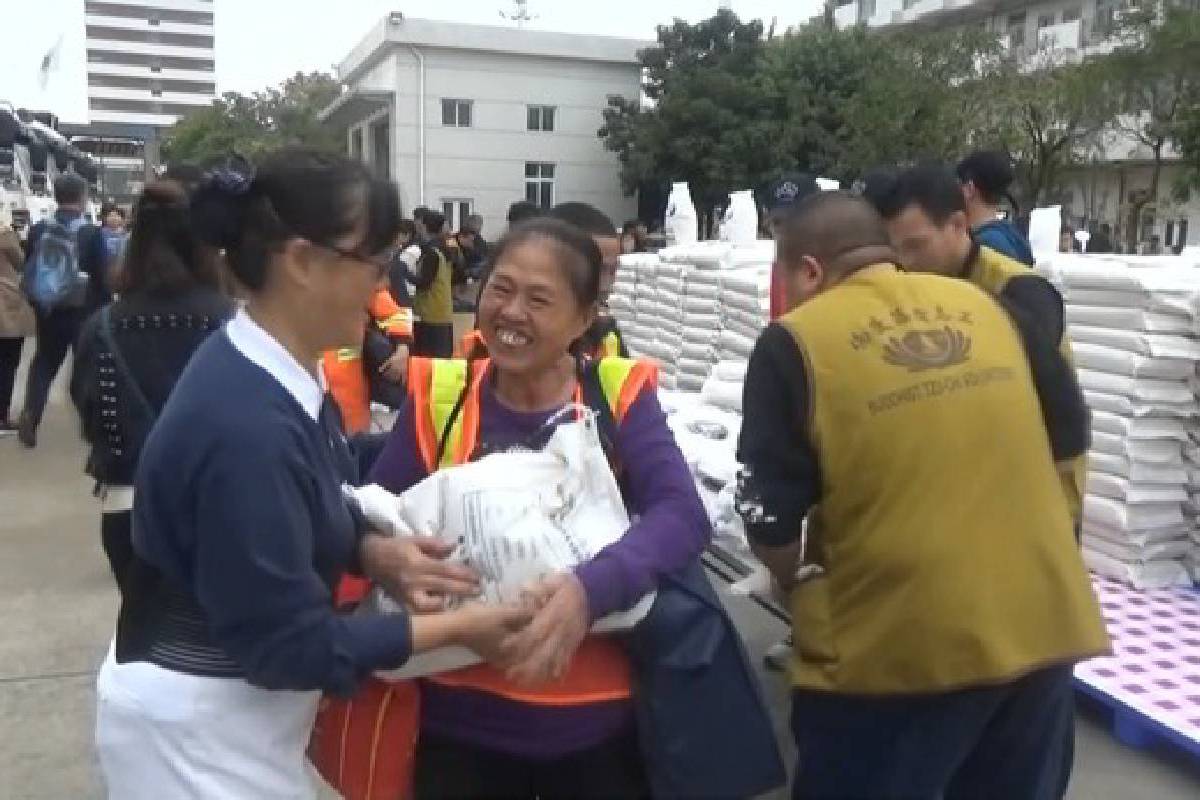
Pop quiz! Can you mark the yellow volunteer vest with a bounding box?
[413,248,453,324]
[778,265,1108,694]
[967,246,1086,525]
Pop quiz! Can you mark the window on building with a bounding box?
[149,15,161,26]
[370,117,390,179]
[1007,12,1026,47]
[860,0,877,19]
[442,99,473,127]
[1062,6,1081,23]
[1094,0,1119,37]
[350,128,364,162]
[527,105,556,132]
[150,88,162,97]
[1037,13,1055,28]
[441,199,473,232]
[524,162,555,210]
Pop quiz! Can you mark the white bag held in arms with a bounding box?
[349,408,655,679]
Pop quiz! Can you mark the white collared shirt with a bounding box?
[224,310,323,422]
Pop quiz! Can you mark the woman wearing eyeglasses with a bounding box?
[93,150,529,799]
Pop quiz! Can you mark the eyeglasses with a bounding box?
[318,242,396,279]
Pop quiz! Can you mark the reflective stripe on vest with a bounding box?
[406,355,656,706]
[597,331,623,360]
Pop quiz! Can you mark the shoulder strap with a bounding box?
[579,363,620,464]
[96,306,156,422]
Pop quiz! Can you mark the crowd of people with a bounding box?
[0,144,1112,800]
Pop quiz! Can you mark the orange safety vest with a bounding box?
[324,290,413,435]
[407,354,656,706]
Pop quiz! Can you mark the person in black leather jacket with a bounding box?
[71,180,234,590]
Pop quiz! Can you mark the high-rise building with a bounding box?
[84,0,216,129]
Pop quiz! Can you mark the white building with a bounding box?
[84,0,216,129]
[830,0,1199,249]
[321,15,647,237]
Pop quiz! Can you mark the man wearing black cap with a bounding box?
[763,174,820,320]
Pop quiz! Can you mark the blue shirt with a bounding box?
[132,311,412,694]
[973,219,1034,267]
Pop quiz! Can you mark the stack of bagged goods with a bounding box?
[1056,255,1200,588]
[658,387,746,553]
[608,253,649,353]
[716,241,774,363]
[701,359,747,416]
[1185,436,1200,582]
[648,259,687,389]
[676,243,730,391]
[630,256,664,361]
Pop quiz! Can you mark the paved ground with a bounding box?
[2,350,1200,799]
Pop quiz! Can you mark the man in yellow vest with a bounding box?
[736,192,1108,799]
[410,208,454,357]
[874,163,1086,531]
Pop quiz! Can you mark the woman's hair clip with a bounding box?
[206,154,255,197]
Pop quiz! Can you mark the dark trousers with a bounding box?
[791,665,1075,800]
[22,307,85,427]
[414,729,650,800]
[413,321,454,359]
[0,337,23,419]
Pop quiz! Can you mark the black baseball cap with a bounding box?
[763,172,820,215]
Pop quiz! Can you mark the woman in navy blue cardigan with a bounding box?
[94,150,528,799]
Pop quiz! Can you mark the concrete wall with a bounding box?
[344,44,640,239]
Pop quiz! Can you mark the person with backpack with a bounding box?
[70,180,234,591]
[18,173,111,448]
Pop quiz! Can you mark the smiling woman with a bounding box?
[366,217,718,799]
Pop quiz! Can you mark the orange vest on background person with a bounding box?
[323,289,413,435]
[407,355,656,706]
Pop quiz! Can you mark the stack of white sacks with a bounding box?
[660,244,731,391]
[611,241,777,555]
[1041,253,1200,587]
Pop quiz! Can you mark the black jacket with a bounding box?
[71,288,235,485]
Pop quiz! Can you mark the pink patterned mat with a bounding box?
[1074,575,1200,755]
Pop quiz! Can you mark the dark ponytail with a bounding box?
[191,149,401,292]
[956,150,1020,216]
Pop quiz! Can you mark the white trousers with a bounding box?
[95,642,321,799]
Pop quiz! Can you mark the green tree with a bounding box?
[598,10,784,217]
[978,54,1113,207]
[1181,103,1200,190]
[163,71,342,166]
[835,27,1003,175]
[1102,6,1200,249]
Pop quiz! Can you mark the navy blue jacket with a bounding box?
[974,219,1035,267]
[630,559,787,799]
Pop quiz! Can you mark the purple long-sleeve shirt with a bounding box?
[369,371,710,758]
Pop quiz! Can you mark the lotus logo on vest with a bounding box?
[881,326,972,372]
